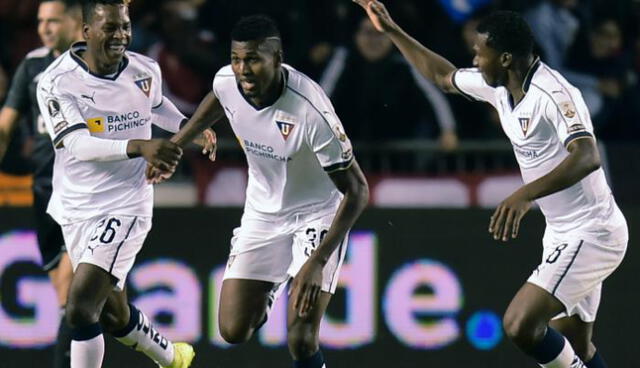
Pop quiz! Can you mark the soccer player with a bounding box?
[149,15,369,368]
[354,1,627,368]
[0,1,82,366]
[36,0,210,367]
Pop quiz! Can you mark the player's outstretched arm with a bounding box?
[291,160,369,317]
[353,0,458,93]
[489,138,600,242]
[0,107,20,164]
[171,92,226,147]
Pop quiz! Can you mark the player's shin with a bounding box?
[70,322,104,368]
[111,304,175,366]
[54,307,72,368]
[531,327,586,368]
[584,351,607,368]
[293,350,326,368]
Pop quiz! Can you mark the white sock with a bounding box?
[112,304,174,366]
[539,337,585,368]
[71,334,104,368]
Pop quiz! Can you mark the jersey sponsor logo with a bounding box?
[134,75,152,97]
[275,121,295,140]
[53,121,68,134]
[87,117,105,133]
[46,99,61,118]
[514,146,540,159]
[243,139,291,162]
[560,101,576,119]
[518,117,530,136]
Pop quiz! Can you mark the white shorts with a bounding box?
[223,211,349,296]
[527,228,627,322]
[62,215,151,291]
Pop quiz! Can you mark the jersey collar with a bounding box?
[522,56,541,94]
[69,41,129,81]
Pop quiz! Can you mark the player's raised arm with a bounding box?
[353,0,458,93]
[170,91,226,147]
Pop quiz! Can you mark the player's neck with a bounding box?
[505,55,536,105]
[80,50,120,76]
[250,69,284,109]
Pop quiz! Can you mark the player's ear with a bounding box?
[500,52,512,68]
[82,23,91,40]
[275,49,283,67]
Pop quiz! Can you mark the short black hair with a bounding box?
[476,11,534,58]
[81,0,126,23]
[40,0,80,9]
[231,15,281,42]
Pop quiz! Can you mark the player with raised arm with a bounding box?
[36,1,213,367]
[0,1,82,366]
[149,15,369,368]
[354,1,627,368]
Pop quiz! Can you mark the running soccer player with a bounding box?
[0,1,82,366]
[36,1,211,367]
[355,1,627,368]
[149,15,369,368]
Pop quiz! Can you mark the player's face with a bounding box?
[473,33,506,87]
[231,40,280,98]
[37,1,67,50]
[84,4,131,68]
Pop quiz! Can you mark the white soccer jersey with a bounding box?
[212,64,354,219]
[36,42,185,225]
[453,58,626,241]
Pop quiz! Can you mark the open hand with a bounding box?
[289,259,323,318]
[353,0,397,33]
[489,188,532,242]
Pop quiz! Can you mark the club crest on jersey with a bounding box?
[276,121,295,140]
[134,76,152,97]
[519,117,530,136]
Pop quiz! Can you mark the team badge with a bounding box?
[134,76,152,97]
[518,117,530,136]
[276,121,295,140]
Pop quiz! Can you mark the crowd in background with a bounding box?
[0,0,639,171]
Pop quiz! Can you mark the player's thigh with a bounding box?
[33,191,66,273]
[66,263,117,325]
[290,213,349,294]
[504,282,566,330]
[218,279,276,331]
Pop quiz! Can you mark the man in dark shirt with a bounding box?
[0,1,82,367]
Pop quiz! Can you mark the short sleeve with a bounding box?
[451,68,498,106]
[36,77,88,148]
[149,60,163,108]
[149,62,186,132]
[543,89,594,148]
[306,106,354,173]
[4,59,30,113]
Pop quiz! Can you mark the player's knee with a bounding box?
[66,301,99,329]
[219,320,253,344]
[503,311,545,349]
[287,328,318,360]
[99,307,128,333]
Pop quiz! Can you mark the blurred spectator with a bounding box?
[146,0,224,115]
[567,18,632,132]
[525,0,607,118]
[319,17,458,150]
